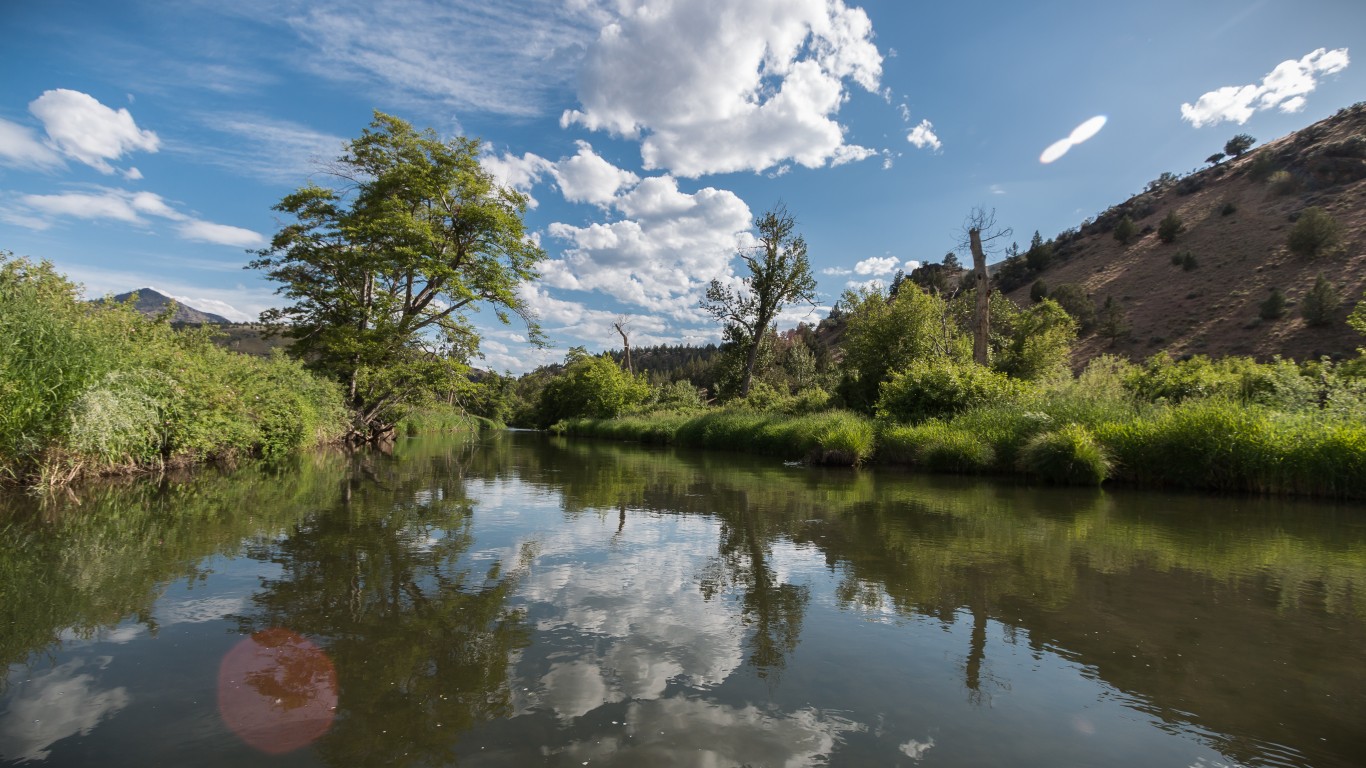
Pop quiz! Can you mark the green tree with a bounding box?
[1157,211,1184,243]
[1049,283,1097,331]
[249,112,543,441]
[835,283,968,412]
[996,299,1078,381]
[1287,207,1342,259]
[1225,133,1256,158]
[533,348,650,426]
[1301,273,1341,327]
[1029,278,1049,303]
[1025,230,1053,271]
[1206,152,1226,165]
[1099,296,1129,342]
[1113,215,1136,245]
[701,205,816,398]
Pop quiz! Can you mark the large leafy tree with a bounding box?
[250,113,542,440]
[701,205,816,398]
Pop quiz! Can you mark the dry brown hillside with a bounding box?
[1001,102,1366,367]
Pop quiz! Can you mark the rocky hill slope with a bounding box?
[999,101,1366,366]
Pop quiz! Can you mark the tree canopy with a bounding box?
[250,112,543,440]
[700,205,816,398]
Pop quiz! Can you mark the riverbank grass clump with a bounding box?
[1019,424,1110,485]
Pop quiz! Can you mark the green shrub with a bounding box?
[1287,207,1342,259]
[1260,287,1287,320]
[1301,273,1341,327]
[1157,211,1184,243]
[1113,215,1136,245]
[876,360,1027,423]
[671,409,875,465]
[1029,279,1049,303]
[1220,201,1238,216]
[1019,424,1110,485]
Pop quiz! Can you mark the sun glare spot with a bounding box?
[1040,115,1108,164]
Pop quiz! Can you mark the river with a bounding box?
[1,431,1363,767]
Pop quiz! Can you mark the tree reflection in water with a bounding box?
[232,449,532,767]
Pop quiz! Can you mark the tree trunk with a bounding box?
[613,322,633,375]
[969,227,990,367]
[739,329,763,397]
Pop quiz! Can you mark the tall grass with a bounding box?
[558,409,876,466]
[1,255,350,486]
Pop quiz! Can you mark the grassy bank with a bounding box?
[1,256,350,487]
[553,395,1366,498]
[555,408,876,466]
[395,405,505,435]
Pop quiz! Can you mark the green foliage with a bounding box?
[1287,207,1342,259]
[1029,279,1049,303]
[1018,424,1110,485]
[647,379,707,411]
[1260,287,1288,320]
[532,348,650,428]
[1246,151,1277,181]
[1113,215,1136,245]
[701,205,816,398]
[835,283,967,412]
[1157,211,1184,243]
[1049,283,1096,331]
[1124,354,1317,411]
[1206,152,1226,165]
[876,359,1027,423]
[1350,292,1366,340]
[673,409,875,465]
[1025,230,1054,271]
[995,299,1077,381]
[250,112,543,439]
[1221,201,1238,216]
[1098,296,1129,341]
[1174,251,1198,271]
[1301,273,1341,327]
[0,255,348,484]
[1225,133,1256,158]
[878,419,994,472]
[1097,401,1366,497]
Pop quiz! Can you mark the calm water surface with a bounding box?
[1,432,1363,767]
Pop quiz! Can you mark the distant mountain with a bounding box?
[99,288,232,325]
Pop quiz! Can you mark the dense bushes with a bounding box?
[875,360,1026,422]
[1,255,348,485]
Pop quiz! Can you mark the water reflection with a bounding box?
[0,433,1363,767]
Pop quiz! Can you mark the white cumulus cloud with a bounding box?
[854,255,900,275]
[28,89,160,174]
[544,174,755,315]
[562,0,883,177]
[906,119,941,151]
[1180,47,1350,128]
[552,141,640,205]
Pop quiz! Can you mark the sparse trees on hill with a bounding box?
[1049,284,1096,332]
[1206,152,1226,166]
[1099,296,1129,343]
[1225,133,1256,158]
[1259,287,1287,320]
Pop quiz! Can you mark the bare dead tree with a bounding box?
[612,317,633,375]
[960,208,1012,366]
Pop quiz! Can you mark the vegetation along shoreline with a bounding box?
[4,105,1366,498]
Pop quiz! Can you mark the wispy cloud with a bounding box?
[1039,115,1107,164]
[1181,47,1349,128]
[187,114,346,184]
[8,187,263,248]
[271,0,601,117]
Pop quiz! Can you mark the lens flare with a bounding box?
[218,628,338,754]
[1039,115,1108,164]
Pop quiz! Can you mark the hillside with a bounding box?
[999,101,1366,366]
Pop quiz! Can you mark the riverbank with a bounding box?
[553,398,1366,498]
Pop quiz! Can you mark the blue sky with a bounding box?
[1,0,1361,372]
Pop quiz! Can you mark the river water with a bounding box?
[1,431,1363,767]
